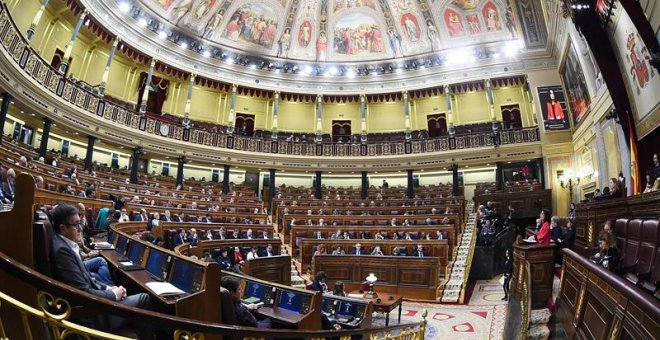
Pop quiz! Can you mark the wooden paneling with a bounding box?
[556,249,660,340]
[573,192,660,257]
[312,255,439,300]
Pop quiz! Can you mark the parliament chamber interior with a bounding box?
[0,0,658,339]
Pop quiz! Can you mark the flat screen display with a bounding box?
[127,242,145,264]
[107,229,116,244]
[336,301,358,317]
[243,281,267,301]
[278,289,303,313]
[145,249,169,278]
[115,235,128,255]
[169,259,203,293]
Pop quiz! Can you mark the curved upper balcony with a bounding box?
[0,4,542,172]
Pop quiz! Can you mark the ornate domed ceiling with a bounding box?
[81,0,553,93]
[139,0,541,61]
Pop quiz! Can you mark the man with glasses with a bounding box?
[50,204,152,333]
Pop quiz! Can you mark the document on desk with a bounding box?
[145,282,186,297]
[92,242,114,250]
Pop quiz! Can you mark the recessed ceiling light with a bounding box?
[345,70,355,78]
[180,42,188,49]
[202,50,211,57]
[119,2,131,13]
[30,113,35,116]
[138,18,148,27]
[158,30,167,39]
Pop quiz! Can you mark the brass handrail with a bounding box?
[0,248,427,339]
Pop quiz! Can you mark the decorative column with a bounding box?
[593,122,608,189]
[84,136,96,173]
[315,95,323,143]
[526,76,537,127]
[407,169,414,198]
[222,164,230,194]
[182,74,195,127]
[26,0,49,42]
[176,156,186,187]
[0,93,12,145]
[38,117,53,158]
[139,59,156,115]
[268,169,276,213]
[98,37,119,96]
[315,171,322,199]
[58,9,88,74]
[129,147,142,184]
[485,79,497,130]
[360,94,367,143]
[361,171,368,199]
[445,85,455,135]
[495,162,504,191]
[271,91,279,140]
[227,84,237,134]
[451,164,459,196]
[403,91,411,140]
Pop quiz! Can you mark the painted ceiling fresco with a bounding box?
[139,0,539,62]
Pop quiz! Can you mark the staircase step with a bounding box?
[530,308,551,325]
[527,324,550,340]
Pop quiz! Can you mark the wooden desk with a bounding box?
[301,239,448,275]
[100,238,222,323]
[512,243,555,308]
[348,291,402,326]
[314,254,441,300]
[257,306,307,325]
[288,225,457,258]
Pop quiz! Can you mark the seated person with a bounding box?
[331,246,346,255]
[49,204,152,333]
[332,281,346,297]
[246,247,259,261]
[590,235,619,271]
[314,244,327,256]
[557,220,575,249]
[220,276,270,328]
[232,246,245,271]
[412,244,426,257]
[311,271,329,293]
[351,243,365,255]
[371,246,384,256]
[261,244,276,257]
[217,249,232,270]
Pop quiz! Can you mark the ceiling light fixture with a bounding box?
[119,2,131,13]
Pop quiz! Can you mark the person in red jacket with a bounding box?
[535,209,551,245]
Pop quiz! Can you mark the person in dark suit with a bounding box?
[311,271,328,293]
[502,249,514,300]
[261,244,275,257]
[558,220,575,250]
[591,235,619,271]
[216,249,232,270]
[412,244,425,257]
[49,204,152,333]
[173,229,186,246]
[351,243,364,255]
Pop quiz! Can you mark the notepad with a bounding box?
[241,296,261,304]
[146,282,186,297]
[92,242,114,250]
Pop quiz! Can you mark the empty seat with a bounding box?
[622,219,643,272]
[615,218,628,252]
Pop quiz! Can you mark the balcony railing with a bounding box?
[0,4,539,157]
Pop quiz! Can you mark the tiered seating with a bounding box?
[614,218,660,296]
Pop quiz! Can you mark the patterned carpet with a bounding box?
[372,277,508,340]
